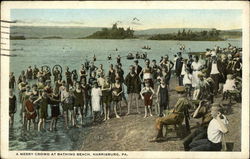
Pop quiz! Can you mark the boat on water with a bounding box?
[142,45,151,50]
[127,53,134,60]
[135,52,147,59]
[188,51,206,59]
[127,52,147,60]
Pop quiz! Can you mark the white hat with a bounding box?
[205,51,212,56]
[211,51,216,57]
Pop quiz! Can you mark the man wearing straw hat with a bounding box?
[149,86,191,142]
[189,104,228,151]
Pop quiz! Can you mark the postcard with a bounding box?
[1,1,249,159]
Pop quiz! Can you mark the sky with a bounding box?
[11,9,242,30]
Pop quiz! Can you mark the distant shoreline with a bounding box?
[10,36,241,41]
[10,26,242,41]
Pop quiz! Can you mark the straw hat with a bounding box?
[175,86,186,93]
[221,54,227,59]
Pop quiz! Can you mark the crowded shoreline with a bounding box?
[9,43,242,151]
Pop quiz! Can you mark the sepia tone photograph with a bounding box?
[0,1,249,159]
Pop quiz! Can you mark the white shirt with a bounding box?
[210,63,219,74]
[183,73,192,85]
[61,90,69,102]
[191,62,202,71]
[223,79,236,92]
[97,77,105,87]
[181,64,186,75]
[91,87,102,111]
[207,117,229,143]
[173,57,177,70]
[144,73,152,80]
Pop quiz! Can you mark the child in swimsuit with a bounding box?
[140,80,155,118]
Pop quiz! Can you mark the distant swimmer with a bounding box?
[115,48,118,51]
[107,54,112,60]
[180,44,185,51]
[93,54,96,62]
[116,55,121,64]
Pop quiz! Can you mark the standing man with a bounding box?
[209,53,222,96]
[65,66,73,87]
[175,52,183,86]
[9,72,16,89]
[33,65,39,80]
[134,60,143,79]
[53,66,62,83]
[125,65,141,115]
[25,66,33,81]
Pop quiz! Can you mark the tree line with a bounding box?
[86,23,135,39]
[148,28,224,41]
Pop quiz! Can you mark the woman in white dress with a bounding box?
[222,74,237,101]
[223,74,236,92]
[191,56,203,88]
[91,82,102,121]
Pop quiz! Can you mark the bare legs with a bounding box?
[114,102,121,118]
[49,117,58,131]
[144,106,153,118]
[69,109,75,127]
[9,114,14,128]
[103,103,110,121]
[79,107,84,125]
[38,118,45,131]
[127,93,140,115]
[27,119,36,131]
[63,110,69,129]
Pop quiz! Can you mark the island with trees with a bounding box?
[148,28,225,41]
[84,23,135,39]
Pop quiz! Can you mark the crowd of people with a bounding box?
[9,43,242,151]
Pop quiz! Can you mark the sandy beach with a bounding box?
[75,77,241,151]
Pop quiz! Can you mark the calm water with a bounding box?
[10,39,242,75]
[9,39,242,151]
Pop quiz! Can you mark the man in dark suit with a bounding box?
[134,60,143,79]
[175,52,183,86]
[208,53,224,95]
[125,65,142,115]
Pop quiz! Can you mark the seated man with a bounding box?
[183,100,213,151]
[149,88,192,142]
[222,74,241,103]
[189,104,228,151]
